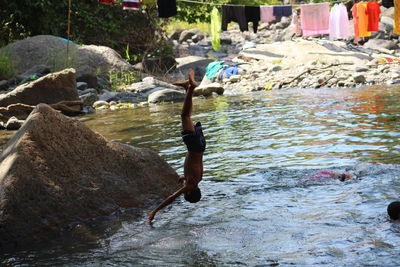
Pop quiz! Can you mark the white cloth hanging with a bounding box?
[329,3,349,40]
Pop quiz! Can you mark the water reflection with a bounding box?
[1,85,400,266]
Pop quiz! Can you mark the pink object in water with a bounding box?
[310,170,336,179]
[300,2,330,37]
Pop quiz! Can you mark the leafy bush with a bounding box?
[0,50,15,80]
[0,0,166,58]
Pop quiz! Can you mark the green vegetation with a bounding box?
[108,70,143,90]
[272,59,282,65]
[0,50,15,80]
[0,0,166,64]
[45,47,79,72]
[175,0,281,24]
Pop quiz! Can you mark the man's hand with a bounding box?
[147,210,156,224]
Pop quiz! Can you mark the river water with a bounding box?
[2,85,400,266]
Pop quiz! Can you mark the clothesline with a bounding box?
[178,0,349,8]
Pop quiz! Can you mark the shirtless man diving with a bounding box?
[148,69,205,224]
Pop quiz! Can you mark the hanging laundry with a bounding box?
[211,7,222,51]
[367,1,381,32]
[245,6,260,33]
[329,3,349,40]
[157,0,177,18]
[351,3,359,43]
[291,10,301,36]
[300,3,330,37]
[221,5,248,32]
[260,6,275,23]
[356,2,372,37]
[382,0,394,8]
[395,0,400,34]
[123,0,141,10]
[272,5,292,17]
[99,0,114,3]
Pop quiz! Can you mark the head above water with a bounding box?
[338,172,352,182]
[184,187,201,203]
[388,201,400,220]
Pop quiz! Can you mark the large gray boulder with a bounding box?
[0,104,178,250]
[2,35,132,75]
[0,68,79,107]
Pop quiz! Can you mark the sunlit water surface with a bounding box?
[2,85,400,266]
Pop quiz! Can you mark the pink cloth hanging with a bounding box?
[300,2,330,37]
[260,6,276,23]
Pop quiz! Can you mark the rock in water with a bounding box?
[0,104,178,250]
[0,68,79,107]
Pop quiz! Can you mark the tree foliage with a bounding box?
[176,0,282,24]
[0,0,166,58]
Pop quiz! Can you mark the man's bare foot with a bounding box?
[173,80,190,93]
[188,69,198,89]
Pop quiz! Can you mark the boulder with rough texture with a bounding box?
[148,89,185,103]
[2,35,132,75]
[0,104,178,250]
[0,68,79,107]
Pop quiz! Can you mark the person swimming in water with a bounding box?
[147,69,205,224]
[388,201,400,220]
[310,170,352,182]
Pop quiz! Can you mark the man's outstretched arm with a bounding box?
[148,183,194,224]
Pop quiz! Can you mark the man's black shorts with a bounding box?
[181,122,206,153]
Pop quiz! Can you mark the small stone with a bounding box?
[5,117,23,130]
[0,80,9,91]
[229,75,241,82]
[79,92,99,107]
[93,100,110,108]
[355,67,369,72]
[0,121,5,130]
[79,88,97,95]
[77,82,88,90]
[353,74,366,83]
[270,65,282,72]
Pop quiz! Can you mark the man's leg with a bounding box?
[180,69,198,132]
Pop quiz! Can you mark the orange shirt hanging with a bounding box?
[357,2,372,37]
[395,0,400,34]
